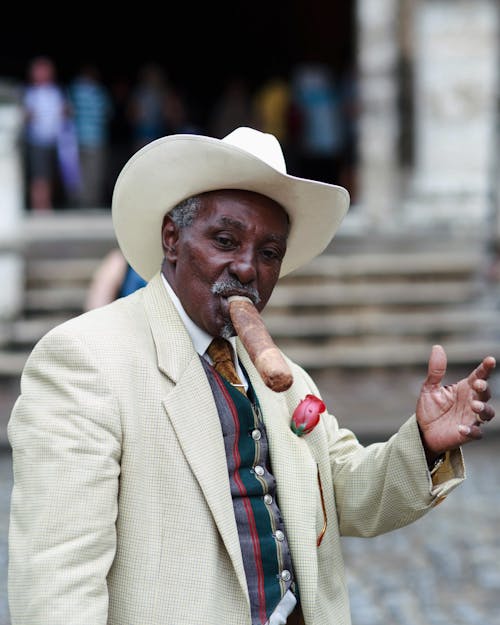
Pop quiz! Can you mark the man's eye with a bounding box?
[214,235,234,248]
[262,248,283,261]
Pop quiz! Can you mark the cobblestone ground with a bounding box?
[0,439,499,625]
[342,437,500,625]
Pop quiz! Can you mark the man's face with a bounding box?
[162,189,289,337]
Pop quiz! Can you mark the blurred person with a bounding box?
[208,76,254,139]
[336,66,360,202]
[22,56,70,211]
[127,62,170,149]
[104,75,134,204]
[56,112,81,206]
[67,64,114,207]
[253,74,291,142]
[8,127,496,625]
[164,86,203,135]
[291,62,344,185]
[84,247,147,311]
[252,72,300,174]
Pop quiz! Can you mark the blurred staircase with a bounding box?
[264,233,500,369]
[1,211,500,410]
[0,212,116,379]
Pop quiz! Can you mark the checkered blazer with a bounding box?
[8,272,465,625]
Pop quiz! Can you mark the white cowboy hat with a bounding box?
[111,126,350,280]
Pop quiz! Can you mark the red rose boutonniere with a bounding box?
[291,394,326,436]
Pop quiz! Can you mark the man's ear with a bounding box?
[161,214,178,261]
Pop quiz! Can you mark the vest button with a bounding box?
[264,494,273,505]
[251,429,262,441]
[254,465,264,476]
[280,570,291,582]
[275,530,285,541]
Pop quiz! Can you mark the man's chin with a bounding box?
[220,322,235,340]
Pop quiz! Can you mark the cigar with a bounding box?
[228,295,293,392]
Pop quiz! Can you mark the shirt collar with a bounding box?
[160,273,239,360]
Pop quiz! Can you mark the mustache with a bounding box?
[211,277,261,306]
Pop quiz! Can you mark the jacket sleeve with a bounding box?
[325,413,465,537]
[8,327,122,625]
[286,363,465,539]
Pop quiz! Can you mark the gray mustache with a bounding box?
[211,277,260,306]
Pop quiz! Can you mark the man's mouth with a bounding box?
[211,278,260,307]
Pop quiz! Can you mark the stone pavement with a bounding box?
[342,437,500,625]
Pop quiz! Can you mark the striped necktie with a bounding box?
[207,338,246,396]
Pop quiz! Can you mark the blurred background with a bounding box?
[0,1,499,623]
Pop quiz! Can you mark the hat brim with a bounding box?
[112,134,350,280]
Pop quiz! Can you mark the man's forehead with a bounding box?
[199,190,290,222]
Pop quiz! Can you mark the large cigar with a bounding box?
[228,295,293,392]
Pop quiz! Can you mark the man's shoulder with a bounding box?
[40,293,146,346]
[19,294,158,387]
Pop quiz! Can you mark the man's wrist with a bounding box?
[429,453,445,476]
[417,423,444,470]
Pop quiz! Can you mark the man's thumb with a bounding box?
[424,344,447,389]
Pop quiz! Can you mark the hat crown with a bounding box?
[221,127,287,174]
[113,125,349,282]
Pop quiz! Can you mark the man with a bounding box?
[22,56,70,211]
[8,127,496,625]
[67,64,114,208]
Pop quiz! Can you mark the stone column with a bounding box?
[355,0,401,229]
[405,0,499,234]
[493,44,500,246]
[0,87,24,321]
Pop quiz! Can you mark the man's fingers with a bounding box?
[472,379,491,401]
[423,344,447,389]
[468,356,496,385]
[458,423,483,439]
[472,402,495,423]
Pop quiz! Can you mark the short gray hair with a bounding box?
[169,195,202,228]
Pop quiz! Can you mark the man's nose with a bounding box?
[229,251,257,283]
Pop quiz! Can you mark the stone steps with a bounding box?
[269,280,480,308]
[263,308,499,338]
[286,250,485,278]
[0,211,498,378]
[24,286,89,313]
[275,337,500,369]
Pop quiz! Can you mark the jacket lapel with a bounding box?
[143,274,248,599]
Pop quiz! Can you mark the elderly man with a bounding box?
[8,127,496,625]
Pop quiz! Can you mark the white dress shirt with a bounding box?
[161,274,248,391]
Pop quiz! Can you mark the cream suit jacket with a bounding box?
[8,272,465,625]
